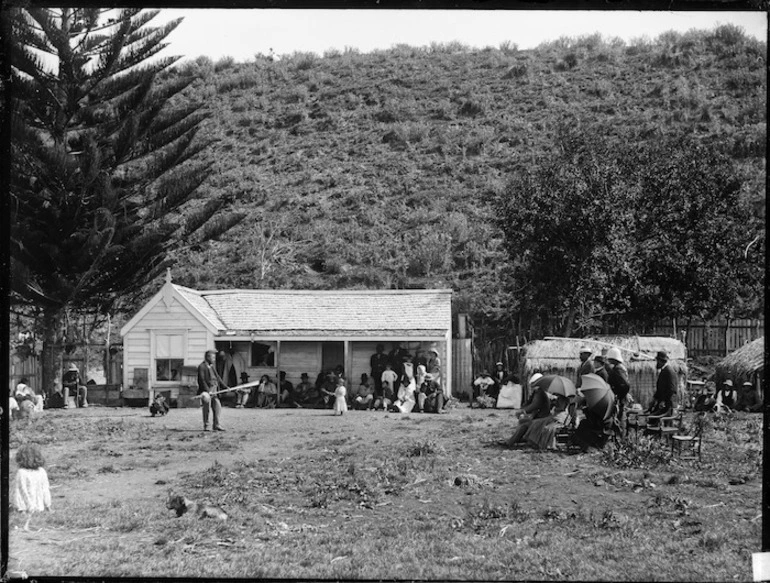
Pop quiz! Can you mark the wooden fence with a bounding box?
[647,318,764,358]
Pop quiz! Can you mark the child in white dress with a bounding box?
[12,444,51,530]
[334,378,348,415]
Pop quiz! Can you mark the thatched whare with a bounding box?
[714,337,764,389]
[518,335,687,407]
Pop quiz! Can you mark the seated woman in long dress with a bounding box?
[523,394,572,450]
[506,375,552,446]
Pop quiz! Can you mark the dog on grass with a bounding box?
[166,494,228,520]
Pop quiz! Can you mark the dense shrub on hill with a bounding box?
[159,27,765,338]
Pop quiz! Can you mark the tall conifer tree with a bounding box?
[9,8,244,393]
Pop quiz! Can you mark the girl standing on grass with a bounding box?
[12,444,51,530]
[334,377,348,416]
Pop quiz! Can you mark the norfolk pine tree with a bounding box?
[9,8,245,395]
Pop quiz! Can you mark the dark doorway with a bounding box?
[321,342,344,373]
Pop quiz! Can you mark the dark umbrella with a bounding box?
[580,374,615,421]
[532,375,577,398]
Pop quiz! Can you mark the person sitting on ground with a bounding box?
[278,371,295,407]
[62,363,88,408]
[8,388,20,419]
[736,381,762,412]
[693,383,717,412]
[353,374,375,410]
[523,394,573,450]
[293,373,317,407]
[473,371,497,408]
[14,378,44,413]
[319,371,338,409]
[392,375,417,413]
[715,379,738,412]
[506,374,551,446]
[374,380,396,411]
[418,374,447,414]
[235,372,251,408]
[255,374,279,408]
[12,444,51,530]
[150,393,170,417]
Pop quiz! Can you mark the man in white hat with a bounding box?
[715,379,738,411]
[606,347,630,438]
[576,346,595,389]
[736,381,762,412]
[62,363,88,408]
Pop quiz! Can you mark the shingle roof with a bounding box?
[174,286,452,335]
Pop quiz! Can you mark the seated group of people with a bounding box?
[693,378,762,413]
[348,372,448,414]
[471,362,519,408]
[8,377,45,419]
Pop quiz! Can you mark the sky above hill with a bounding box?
[155,9,767,62]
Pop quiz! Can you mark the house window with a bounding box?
[155,333,184,382]
[251,341,276,367]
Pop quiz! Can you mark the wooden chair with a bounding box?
[554,401,580,453]
[672,413,705,461]
[626,409,648,441]
[645,408,683,443]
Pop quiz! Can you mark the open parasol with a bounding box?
[532,374,577,398]
[579,373,615,421]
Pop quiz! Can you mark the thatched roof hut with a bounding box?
[714,337,764,388]
[518,335,687,406]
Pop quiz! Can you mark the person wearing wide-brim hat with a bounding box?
[715,378,738,411]
[736,381,762,412]
[473,370,496,407]
[576,345,595,389]
[61,363,88,409]
[645,350,676,417]
[426,347,441,387]
[592,355,609,383]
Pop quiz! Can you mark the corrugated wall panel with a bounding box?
[452,339,473,399]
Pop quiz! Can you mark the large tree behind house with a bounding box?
[9,8,245,394]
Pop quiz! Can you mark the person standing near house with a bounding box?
[576,346,595,389]
[606,348,630,438]
[197,349,227,431]
[370,344,389,395]
[62,363,88,408]
[648,351,677,417]
[380,363,399,398]
[333,376,348,416]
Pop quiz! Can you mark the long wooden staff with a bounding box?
[193,379,262,398]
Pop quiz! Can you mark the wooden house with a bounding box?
[120,274,454,404]
[518,335,688,406]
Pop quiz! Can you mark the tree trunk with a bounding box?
[41,307,64,398]
[561,306,577,338]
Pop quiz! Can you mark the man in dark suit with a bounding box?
[576,346,595,389]
[649,350,677,416]
[198,349,227,431]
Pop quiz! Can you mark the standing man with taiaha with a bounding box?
[198,349,227,432]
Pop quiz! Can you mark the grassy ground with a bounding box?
[6,404,762,580]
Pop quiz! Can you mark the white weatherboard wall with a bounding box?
[122,295,211,392]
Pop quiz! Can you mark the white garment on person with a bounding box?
[334,386,348,414]
[396,379,416,413]
[15,383,44,412]
[381,370,398,388]
[415,364,427,388]
[12,467,51,513]
[474,376,496,394]
[496,382,522,409]
[9,397,19,412]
